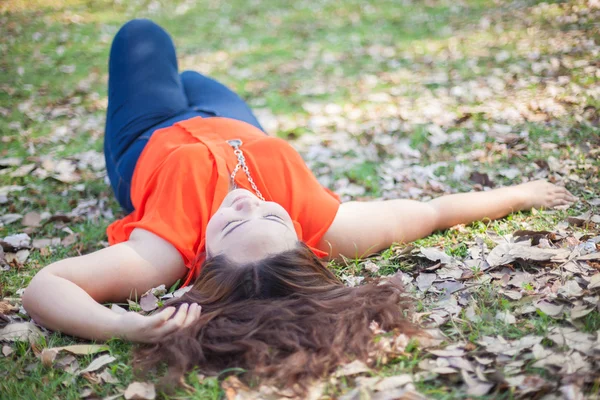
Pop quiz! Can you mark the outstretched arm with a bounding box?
[319,180,576,259]
[22,229,200,342]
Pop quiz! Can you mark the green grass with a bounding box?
[1,0,599,398]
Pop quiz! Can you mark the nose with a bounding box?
[234,196,260,212]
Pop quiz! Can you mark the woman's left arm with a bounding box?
[319,180,576,259]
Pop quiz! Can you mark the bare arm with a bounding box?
[319,180,576,259]
[22,229,197,342]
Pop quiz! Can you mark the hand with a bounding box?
[116,303,202,343]
[517,180,577,210]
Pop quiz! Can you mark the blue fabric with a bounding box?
[104,19,264,213]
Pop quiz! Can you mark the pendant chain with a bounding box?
[228,139,265,201]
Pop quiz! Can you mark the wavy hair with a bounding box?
[135,242,416,392]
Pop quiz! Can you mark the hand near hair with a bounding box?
[117,303,202,343]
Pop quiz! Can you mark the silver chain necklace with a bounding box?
[227,139,265,201]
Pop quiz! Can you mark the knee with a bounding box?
[180,70,202,83]
[115,19,165,42]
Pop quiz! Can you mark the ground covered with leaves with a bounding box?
[1,0,600,399]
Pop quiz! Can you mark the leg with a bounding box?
[180,70,264,131]
[104,19,191,211]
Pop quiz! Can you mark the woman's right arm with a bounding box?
[22,228,199,342]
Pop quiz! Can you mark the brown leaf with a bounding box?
[61,234,79,247]
[0,158,22,167]
[0,322,44,342]
[495,310,516,324]
[558,280,584,297]
[48,344,109,356]
[10,164,36,178]
[419,247,454,264]
[373,374,413,391]
[460,370,494,396]
[98,369,119,384]
[535,301,564,317]
[2,233,31,250]
[486,242,569,267]
[2,345,14,357]
[334,359,371,377]
[577,252,600,261]
[5,250,30,266]
[570,305,593,320]
[588,273,600,289]
[0,301,18,315]
[78,354,116,375]
[0,214,23,225]
[428,348,465,357]
[567,212,591,227]
[22,212,42,227]
[221,376,251,400]
[364,260,380,273]
[41,348,59,367]
[124,382,156,400]
[32,238,61,249]
[469,172,495,187]
[139,293,158,312]
[415,273,436,292]
[55,354,76,368]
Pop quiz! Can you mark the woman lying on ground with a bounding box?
[22,20,577,389]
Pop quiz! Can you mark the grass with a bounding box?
[1,0,600,398]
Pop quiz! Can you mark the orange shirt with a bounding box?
[107,117,340,286]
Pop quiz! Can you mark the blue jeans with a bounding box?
[104,19,264,213]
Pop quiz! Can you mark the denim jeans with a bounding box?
[104,19,264,213]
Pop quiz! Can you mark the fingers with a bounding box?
[154,303,201,338]
[182,303,202,328]
[148,306,177,327]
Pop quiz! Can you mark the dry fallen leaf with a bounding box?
[221,376,252,400]
[373,375,413,391]
[0,214,23,225]
[22,211,42,227]
[2,233,31,249]
[486,243,570,267]
[78,354,116,375]
[2,344,14,357]
[588,274,600,290]
[419,247,455,264]
[416,273,436,292]
[495,310,517,324]
[46,344,109,356]
[0,301,19,315]
[5,249,30,265]
[0,321,44,342]
[124,382,156,400]
[461,370,494,396]
[139,293,159,312]
[535,301,564,317]
[41,348,59,367]
[334,359,372,377]
[98,369,119,384]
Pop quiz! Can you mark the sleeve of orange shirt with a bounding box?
[114,145,215,273]
[277,141,341,257]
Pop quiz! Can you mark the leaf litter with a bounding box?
[2,0,600,398]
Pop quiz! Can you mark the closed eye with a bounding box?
[264,213,284,221]
[222,214,288,237]
[222,219,242,231]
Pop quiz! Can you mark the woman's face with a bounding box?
[205,189,298,263]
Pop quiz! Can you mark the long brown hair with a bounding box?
[135,242,416,392]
